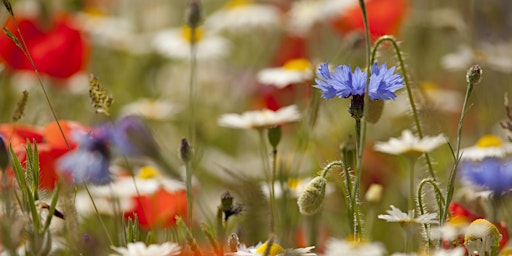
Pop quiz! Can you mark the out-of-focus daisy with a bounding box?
[373,130,445,157]
[430,215,469,242]
[204,0,281,33]
[226,242,316,256]
[76,11,135,51]
[324,238,386,256]
[314,62,404,100]
[257,58,313,88]
[286,0,331,36]
[460,135,512,161]
[378,205,438,224]
[218,105,301,129]
[152,26,230,61]
[441,43,512,73]
[110,241,181,256]
[121,98,179,121]
[430,248,466,256]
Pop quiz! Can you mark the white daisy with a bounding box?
[431,247,466,256]
[286,0,324,36]
[152,26,230,61]
[460,134,512,161]
[76,12,134,50]
[261,177,335,198]
[121,98,179,121]
[226,242,316,256]
[217,105,301,130]
[378,205,438,224]
[324,238,386,256]
[110,242,181,256]
[205,0,281,33]
[257,58,313,88]
[430,216,469,241]
[441,42,512,73]
[373,130,445,156]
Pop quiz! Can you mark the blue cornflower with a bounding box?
[105,115,160,157]
[314,62,403,100]
[459,158,512,195]
[57,131,112,185]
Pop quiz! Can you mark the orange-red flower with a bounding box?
[0,14,88,79]
[125,188,188,229]
[330,0,409,40]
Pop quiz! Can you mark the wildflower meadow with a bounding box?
[0,0,512,255]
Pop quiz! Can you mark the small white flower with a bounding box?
[374,130,445,156]
[286,0,324,36]
[121,98,179,121]
[110,242,181,256]
[378,205,438,224]
[225,242,316,256]
[430,216,469,241]
[431,247,466,256]
[441,42,512,73]
[218,105,301,129]
[261,177,334,199]
[205,0,281,33]
[324,238,386,256]
[152,27,230,61]
[257,58,313,88]
[461,134,512,161]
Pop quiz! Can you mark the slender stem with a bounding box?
[84,185,114,245]
[352,118,363,239]
[189,27,198,145]
[257,129,273,233]
[408,157,417,212]
[371,36,437,180]
[185,161,194,228]
[270,148,278,235]
[441,80,474,224]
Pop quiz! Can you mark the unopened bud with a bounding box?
[227,233,240,252]
[297,176,326,215]
[268,126,281,149]
[186,0,202,28]
[221,191,234,212]
[365,184,383,203]
[465,218,501,256]
[466,65,483,85]
[179,138,193,163]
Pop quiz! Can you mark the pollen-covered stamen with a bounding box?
[476,135,503,148]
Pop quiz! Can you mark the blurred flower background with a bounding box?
[0,0,512,255]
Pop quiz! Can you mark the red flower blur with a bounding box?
[330,0,409,40]
[0,121,88,189]
[0,14,88,79]
[124,188,188,229]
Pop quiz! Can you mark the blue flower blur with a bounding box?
[314,62,404,100]
[460,158,512,195]
[57,130,112,185]
[107,115,160,157]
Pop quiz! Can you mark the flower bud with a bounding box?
[465,218,501,256]
[365,184,383,203]
[179,138,194,163]
[0,136,9,171]
[466,65,483,85]
[349,95,365,120]
[267,126,281,149]
[297,176,327,215]
[186,0,202,29]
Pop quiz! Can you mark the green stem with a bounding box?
[371,35,436,180]
[408,158,416,212]
[185,161,194,229]
[352,118,363,239]
[84,185,114,245]
[441,79,474,225]
[257,129,273,233]
[417,178,446,249]
[270,148,278,235]
[189,27,198,145]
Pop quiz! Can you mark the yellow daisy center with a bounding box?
[137,166,162,180]
[283,58,311,71]
[420,81,439,91]
[225,0,253,9]
[255,243,285,256]
[287,178,301,190]
[476,135,503,148]
[181,26,203,43]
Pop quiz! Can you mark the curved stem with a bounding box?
[371,36,436,181]
[417,178,446,248]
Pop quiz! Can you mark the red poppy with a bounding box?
[0,13,88,79]
[125,188,188,229]
[330,0,409,40]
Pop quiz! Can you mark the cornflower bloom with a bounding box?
[314,62,403,119]
[57,129,111,185]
